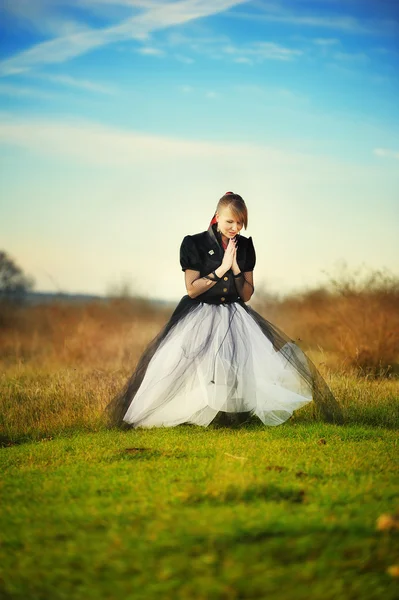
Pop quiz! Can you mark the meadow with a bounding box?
[1,270,398,599]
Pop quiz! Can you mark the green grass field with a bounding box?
[2,271,399,598]
[1,377,399,600]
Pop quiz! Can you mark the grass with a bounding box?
[0,288,398,599]
[1,424,398,600]
[1,364,398,445]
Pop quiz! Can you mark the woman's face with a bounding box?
[216,207,244,239]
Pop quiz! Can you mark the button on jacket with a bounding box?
[180,222,256,304]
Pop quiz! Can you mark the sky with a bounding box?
[0,0,398,302]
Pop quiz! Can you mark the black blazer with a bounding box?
[179,222,256,304]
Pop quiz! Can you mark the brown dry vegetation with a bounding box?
[0,265,398,443]
[252,265,399,378]
[1,265,398,376]
[0,298,170,371]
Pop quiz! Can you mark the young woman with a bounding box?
[106,192,343,429]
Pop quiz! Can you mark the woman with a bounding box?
[106,192,343,429]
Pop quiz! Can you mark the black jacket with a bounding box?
[179,222,256,304]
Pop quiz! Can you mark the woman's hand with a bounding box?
[232,245,239,271]
[221,238,237,271]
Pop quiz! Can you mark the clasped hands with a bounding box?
[205,238,239,285]
[222,236,239,271]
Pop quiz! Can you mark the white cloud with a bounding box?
[232,84,308,105]
[165,29,301,65]
[0,113,389,177]
[137,46,165,56]
[333,51,369,63]
[0,0,93,37]
[0,0,249,76]
[229,7,384,35]
[179,84,194,93]
[221,41,302,63]
[167,31,230,48]
[312,38,340,46]
[249,41,301,61]
[0,114,238,165]
[0,83,55,100]
[0,71,116,96]
[275,15,370,33]
[374,148,399,160]
[39,73,117,94]
[205,91,218,99]
[0,30,118,76]
[234,57,253,65]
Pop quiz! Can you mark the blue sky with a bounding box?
[0,0,398,301]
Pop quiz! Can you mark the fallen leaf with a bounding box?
[376,513,399,532]
[386,565,399,578]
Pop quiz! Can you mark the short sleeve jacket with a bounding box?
[179,223,256,304]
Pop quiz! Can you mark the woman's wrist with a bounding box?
[231,263,241,276]
[215,266,228,278]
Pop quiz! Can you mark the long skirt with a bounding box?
[105,296,343,428]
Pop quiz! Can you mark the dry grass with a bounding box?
[1,265,398,376]
[252,265,399,377]
[0,298,171,371]
[0,270,398,444]
[1,361,398,445]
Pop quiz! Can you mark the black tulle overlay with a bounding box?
[105,295,344,429]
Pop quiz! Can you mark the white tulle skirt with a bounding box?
[105,296,343,429]
[123,302,317,428]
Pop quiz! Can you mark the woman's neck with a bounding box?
[214,223,229,244]
[213,224,228,248]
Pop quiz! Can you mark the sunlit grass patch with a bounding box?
[0,426,398,599]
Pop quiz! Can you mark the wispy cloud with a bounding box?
[179,84,194,93]
[0,1,171,37]
[234,57,253,65]
[137,46,165,56]
[178,86,220,99]
[1,0,92,37]
[0,70,116,99]
[0,83,55,100]
[166,33,302,64]
[374,148,399,160]
[267,14,371,34]
[312,38,340,46]
[0,113,241,166]
[333,51,369,64]
[223,41,302,62]
[0,0,249,76]
[0,29,117,76]
[37,73,117,94]
[233,83,308,105]
[229,3,397,35]
[0,112,375,178]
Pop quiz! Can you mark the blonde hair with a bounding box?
[216,192,248,229]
